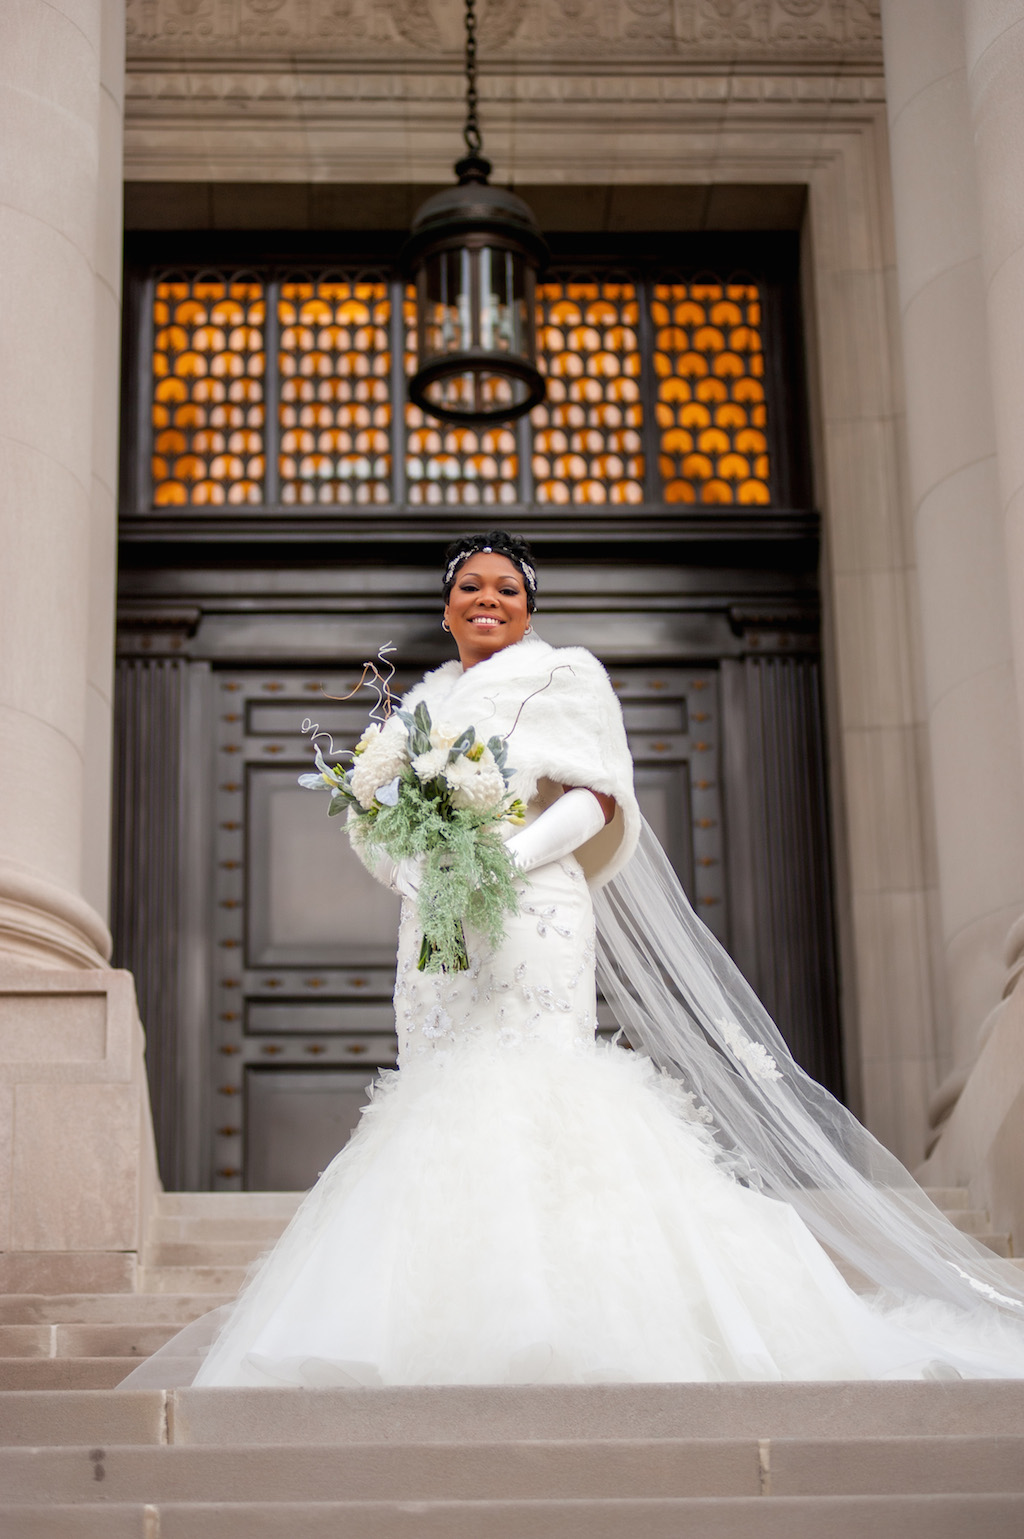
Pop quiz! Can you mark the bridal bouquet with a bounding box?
[300,702,525,973]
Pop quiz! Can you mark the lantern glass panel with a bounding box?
[419,249,473,361]
[478,246,531,355]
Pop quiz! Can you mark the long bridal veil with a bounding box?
[594,819,1024,1342]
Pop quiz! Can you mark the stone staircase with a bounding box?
[1,1188,1022,1535]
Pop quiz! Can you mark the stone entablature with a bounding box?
[125,0,882,65]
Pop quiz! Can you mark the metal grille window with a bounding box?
[532,278,644,506]
[151,272,265,507]
[278,276,392,508]
[139,264,786,514]
[653,281,770,507]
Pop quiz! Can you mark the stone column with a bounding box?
[965,2,1024,1003]
[881,0,1024,1078]
[0,0,123,968]
[0,6,159,1284]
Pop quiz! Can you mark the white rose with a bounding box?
[429,723,459,750]
[444,755,507,812]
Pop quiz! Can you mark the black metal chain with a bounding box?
[463,0,482,157]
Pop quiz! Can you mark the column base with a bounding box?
[0,863,111,970]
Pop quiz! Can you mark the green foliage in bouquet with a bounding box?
[302,698,524,973]
[355,788,521,973]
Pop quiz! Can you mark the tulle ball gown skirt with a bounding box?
[189,857,1024,1388]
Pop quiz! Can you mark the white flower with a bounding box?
[349,720,407,809]
[430,723,459,749]
[444,754,507,811]
[716,1016,783,1082]
[354,723,383,755]
[412,746,450,782]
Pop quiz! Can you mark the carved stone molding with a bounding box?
[125,68,887,109]
[126,0,882,63]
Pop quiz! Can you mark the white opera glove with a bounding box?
[504,787,608,875]
[392,855,424,900]
[365,851,423,900]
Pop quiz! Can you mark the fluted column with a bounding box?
[0,0,125,968]
[881,0,1024,1074]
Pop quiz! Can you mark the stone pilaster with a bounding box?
[881,0,1024,1077]
[965,1,1024,842]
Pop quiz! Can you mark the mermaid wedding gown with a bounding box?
[184,838,1024,1388]
[127,636,1024,1388]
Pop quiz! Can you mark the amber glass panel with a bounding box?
[652,281,771,506]
[279,278,391,506]
[403,286,519,506]
[530,280,644,506]
[152,275,265,506]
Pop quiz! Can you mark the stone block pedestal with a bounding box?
[0,967,160,1294]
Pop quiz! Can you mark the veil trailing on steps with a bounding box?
[593,819,1024,1331]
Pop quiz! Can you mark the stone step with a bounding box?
[164,1381,1024,1446]
[2,1435,1023,1505]
[0,1358,136,1390]
[5,1492,1024,1539]
[137,1266,248,1295]
[921,1188,970,1210]
[0,1293,224,1325]
[972,1233,1013,1257]
[155,1192,303,1220]
[144,1240,268,1269]
[149,1215,293,1245]
[0,1390,166,1447]
[0,1322,181,1359]
[6,1382,1024,1452]
[944,1209,998,1234]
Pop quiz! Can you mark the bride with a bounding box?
[132,530,1024,1389]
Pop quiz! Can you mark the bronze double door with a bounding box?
[114,595,841,1194]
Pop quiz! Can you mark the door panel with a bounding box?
[245,1068,381,1190]
[246,766,401,968]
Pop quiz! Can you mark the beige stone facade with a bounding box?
[2,0,1024,1268]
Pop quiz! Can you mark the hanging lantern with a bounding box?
[404,0,547,427]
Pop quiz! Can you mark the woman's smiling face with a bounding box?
[444,552,532,668]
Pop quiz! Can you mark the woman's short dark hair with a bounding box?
[441,530,539,613]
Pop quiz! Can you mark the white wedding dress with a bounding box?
[125,636,1024,1389]
[189,837,1024,1388]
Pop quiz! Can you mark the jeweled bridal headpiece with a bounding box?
[444,545,537,595]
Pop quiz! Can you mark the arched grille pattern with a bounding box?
[143,267,776,512]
